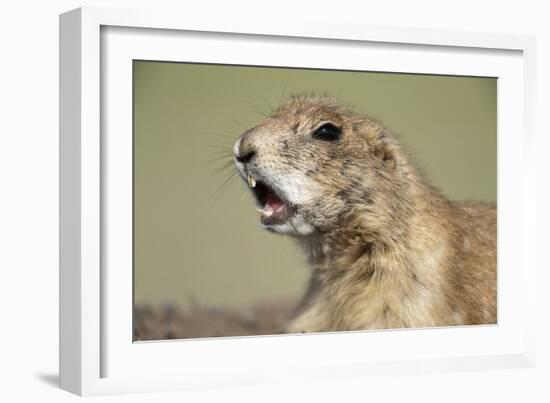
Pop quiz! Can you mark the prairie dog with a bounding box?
[233,94,496,332]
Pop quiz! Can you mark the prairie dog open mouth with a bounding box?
[247,174,292,226]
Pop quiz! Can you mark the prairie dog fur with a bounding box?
[233,94,496,332]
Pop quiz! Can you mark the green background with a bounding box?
[133,61,496,308]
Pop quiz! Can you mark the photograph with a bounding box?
[132,61,497,341]
[1,0,543,399]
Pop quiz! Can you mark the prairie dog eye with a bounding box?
[312,123,341,141]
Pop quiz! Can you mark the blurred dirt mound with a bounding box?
[134,300,296,341]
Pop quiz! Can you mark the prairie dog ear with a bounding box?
[355,121,397,170]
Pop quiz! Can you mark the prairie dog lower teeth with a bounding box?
[256,208,273,217]
[247,175,256,188]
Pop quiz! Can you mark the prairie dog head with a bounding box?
[233,95,407,236]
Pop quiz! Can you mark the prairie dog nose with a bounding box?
[236,149,255,164]
[234,128,258,164]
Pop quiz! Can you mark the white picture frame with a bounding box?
[59,6,537,396]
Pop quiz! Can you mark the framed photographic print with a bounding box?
[59,6,537,396]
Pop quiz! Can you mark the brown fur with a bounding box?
[233,94,496,333]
